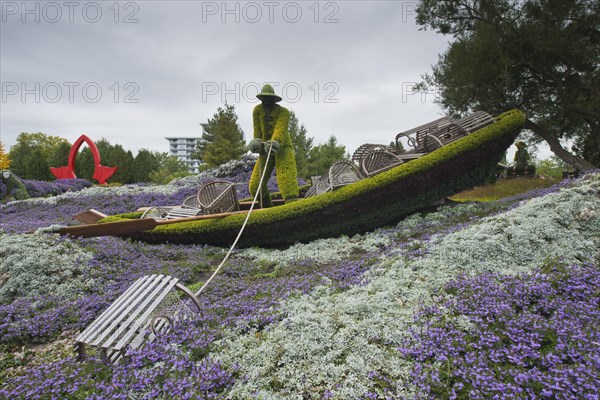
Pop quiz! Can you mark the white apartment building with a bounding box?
[165,124,209,174]
[165,137,201,173]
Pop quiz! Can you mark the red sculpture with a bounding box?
[50,135,117,185]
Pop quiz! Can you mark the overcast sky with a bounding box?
[1,1,536,160]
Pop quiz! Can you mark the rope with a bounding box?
[195,144,273,296]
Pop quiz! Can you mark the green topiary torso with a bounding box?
[249,104,299,204]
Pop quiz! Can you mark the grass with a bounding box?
[449,176,561,202]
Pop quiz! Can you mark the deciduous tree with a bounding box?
[416,0,600,169]
[8,132,70,179]
[0,141,10,169]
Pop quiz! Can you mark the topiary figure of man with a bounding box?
[0,170,30,201]
[248,84,299,207]
[508,141,536,176]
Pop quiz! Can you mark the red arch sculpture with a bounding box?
[50,134,117,185]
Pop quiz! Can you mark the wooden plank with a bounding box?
[154,210,250,225]
[59,218,159,238]
[76,275,164,343]
[76,275,155,344]
[109,278,179,351]
[73,209,107,225]
[59,209,254,239]
[96,276,176,349]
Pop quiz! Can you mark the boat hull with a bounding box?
[120,110,525,247]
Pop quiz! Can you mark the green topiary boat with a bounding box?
[62,110,526,247]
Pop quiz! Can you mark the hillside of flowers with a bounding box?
[0,160,598,399]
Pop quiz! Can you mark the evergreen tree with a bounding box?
[107,144,134,183]
[389,140,405,154]
[306,135,348,177]
[47,142,72,170]
[0,141,11,170]
[95,138,112,164]
[26,148,52,180]
[289,111,314,179]
[192,103,245,169]
[132,149,160,182]
[74,147,96,180]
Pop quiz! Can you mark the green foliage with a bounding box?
[416,0,600,167]
[573,133,600,167]
[26,148,53,181]
[306,135,348,177]
[288,111,313,179]
[47,141,71,170]
[8,132,70,179]
[132,149,160,183]
[148,152,190,184]
[536,157,569,179]
[105,110,526,247]
[0,170,30,200]
[390,140,405,154]
[0,141,10,169]
[249,103,299,202]
[107,145,134,184]
[74,147,96,181]
[94,138,112,160]
[193,103,245,169]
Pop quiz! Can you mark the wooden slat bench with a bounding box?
[75,274,201,363]
[360,151,404,177]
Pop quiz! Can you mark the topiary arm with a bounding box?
[253,105,263,140]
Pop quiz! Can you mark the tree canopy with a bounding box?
[8,132,70,179]
[192,103,246,169]
[306,135,348,177]
[288,111,314,179]
[416,0,600,169]
[148,152,190,184]
[0,141,10,170]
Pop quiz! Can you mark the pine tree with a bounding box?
[132,149,160,182]
[107,144,134,183]
[75,147,96,180]
[306,135,348,177]
[47,142,72,170]
[289,111,314,179]
[26,148,53,180]
[193,103,245,169]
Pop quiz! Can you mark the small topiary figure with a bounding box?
[248,84,299,207]
[0,170,30,200]
[507,141,536,176]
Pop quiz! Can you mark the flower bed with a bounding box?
[0,152,597,398]
[400,262,600,399]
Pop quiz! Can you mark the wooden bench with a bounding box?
[395,116,452,152]
[360,150,404,177]
[351,143,394,167]
[163,207,203,219]
[305,160,363,197]
[395,112,494,154]
[197,180,240,214]
[75,274,201,363]
[140,206,202,220]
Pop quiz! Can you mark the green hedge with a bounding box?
[104,110,525,247]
